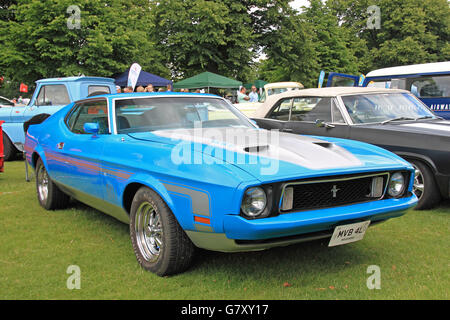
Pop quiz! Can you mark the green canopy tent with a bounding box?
[173,71,242,93]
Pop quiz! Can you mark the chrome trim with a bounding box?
[278,172,391,214]
[331,97,349,124]
[336,95,355,125]
[135,201,163,263]
[37,164,49,203]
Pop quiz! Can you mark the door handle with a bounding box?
[57,142,65,149]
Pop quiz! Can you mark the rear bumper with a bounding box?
[187,195,417,252]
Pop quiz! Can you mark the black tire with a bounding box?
[130,187,195,276]
[3,133,18,161]
[409,159,441,210]
[35,158,70,210]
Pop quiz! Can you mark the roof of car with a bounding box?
[36,76,115,83]
[253,87,410,118]
[76,91,220,102]
[366,61,450,77]
[264,82,304,89]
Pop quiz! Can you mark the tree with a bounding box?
[0,0,16,22]
[0,0,169,82]
[150,0,256,82]
[258,12,319,87]
[329,0,450,72]
[303,0,359,75]
[259,0,359,87]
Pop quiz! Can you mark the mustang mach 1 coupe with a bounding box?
[25,92,417,276]
[253,87,450,210]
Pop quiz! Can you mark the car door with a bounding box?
[47,98,109,202]
[326,73,360,87]
[267,96,350,139]
[23,84,72,121]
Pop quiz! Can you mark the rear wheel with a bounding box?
[130,187,195,276]
[35,158,70,210]
[410,160,441,210]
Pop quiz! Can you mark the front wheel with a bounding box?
[410,160,441,210]
[129,187,195,276]
[2,133,19,161]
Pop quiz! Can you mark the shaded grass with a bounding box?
[0,160,449,300]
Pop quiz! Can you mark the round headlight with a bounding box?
[241,187,267,217]
[388,172,405,198]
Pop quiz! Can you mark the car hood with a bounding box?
[128,127,408,183]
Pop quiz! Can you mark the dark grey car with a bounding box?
[252,87,450,210]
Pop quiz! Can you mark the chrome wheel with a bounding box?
[412,164,424,200]
[135,201,163,263]
[37,165,49,203]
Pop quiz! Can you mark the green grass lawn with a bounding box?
[0,160,448,300]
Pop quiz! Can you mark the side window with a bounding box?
[389,78,406,90]
[332,99,345,124]
[66,100,109,134]
[408,76,450,98]
[268,98,292,121]
[36,85,70,106]
[88,85,111,96]
[330,76,356,87]
[367,80,391,89]
[290,97,332,122]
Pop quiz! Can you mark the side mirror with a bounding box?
[83,122,100,135]
[315,119,335,129]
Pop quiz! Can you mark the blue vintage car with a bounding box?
[25,92,417,276]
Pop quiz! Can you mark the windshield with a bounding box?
[115,96,254,133]
[341,93,436,124]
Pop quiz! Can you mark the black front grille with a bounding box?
[281,174,387,213]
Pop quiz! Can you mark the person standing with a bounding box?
[249,85,259,102]
[146,84,154,92]
[237,87,250,103]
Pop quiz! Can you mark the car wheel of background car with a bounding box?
[130,186,195,276]
[35,158,70,210]
[3,133,18,161]
[409,160,441,210]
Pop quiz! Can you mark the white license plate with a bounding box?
[328,221,371,247]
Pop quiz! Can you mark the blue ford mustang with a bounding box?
[25,92,417,276]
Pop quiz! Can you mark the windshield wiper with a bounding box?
[414,116,436,121]
[381,117,415,125]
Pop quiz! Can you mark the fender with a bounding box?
[30,144,49,170]
[123,173,178,219]
[393,151,437,173]
[1,122,25,150]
